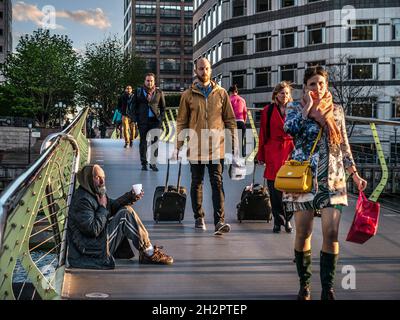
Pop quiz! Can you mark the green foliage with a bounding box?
[1,29,80,126]
[79,36,146,124]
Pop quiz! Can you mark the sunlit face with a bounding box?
[276,87,291,106]
[92,165,106,195]
[305,75,328,100]
[195,58,212,84]
[144,76,155,89]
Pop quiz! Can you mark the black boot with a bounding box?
[294,250,312,300]
[320,251,338,300]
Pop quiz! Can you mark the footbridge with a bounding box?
[0,108,399,300]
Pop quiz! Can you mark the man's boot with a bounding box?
[320,251,338,300]
[294,250,312,300]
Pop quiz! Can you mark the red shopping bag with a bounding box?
[346,191,380,244]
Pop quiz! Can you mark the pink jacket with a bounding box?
[230,95,247,122]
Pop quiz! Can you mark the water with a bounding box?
[12,251,58,283]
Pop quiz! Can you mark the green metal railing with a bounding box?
[0,108,89,300]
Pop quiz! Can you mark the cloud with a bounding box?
[13,2,111,30]
[58,8,111,30]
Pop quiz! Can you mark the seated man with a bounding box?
[67,164,173,269]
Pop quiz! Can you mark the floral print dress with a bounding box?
[282,101,356,212]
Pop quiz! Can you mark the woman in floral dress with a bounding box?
[283,66,367,300]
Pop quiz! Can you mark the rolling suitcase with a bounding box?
[237,164,272,223]
[153,159,187,223]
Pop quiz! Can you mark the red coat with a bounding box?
[257,104,294,180]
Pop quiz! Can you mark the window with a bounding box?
[135,4,156,16]
[232,70,247,89]
[136,24,156,34]
[184,24,192,35]
[136,40,157,53]
[280,64,297,82]
[281,27,297,49]
[393,19,400,40]
[233,0,246,17]
[212,6,217,29]
[352,144,377,164]
[0,45,2,53]
[212,46,216,65]
[307,60,326,67]
[232,36,247,56]
[350,97,378,118]
[202,17,206,38]
[348,20,377,41]
[160,5,181,17]
[217,1,222,25]
[349,58,377,80]
[0,29,3,36]
[214,74,222,86]
[255,32,272,52]
[255,67,272,87]
[392,97,400,118]
[393,58,400,79]
[198,19,202,41]
[253,103,265,122]
[160,40,181,54]
[217,42,222,62]
[194,24,197,44]
[146,59,157,72]
[184,41,193,55]
[160,58,181,73]
[307,23,325,45]
[184,6,193,17]
[256,0,272,13]
[160,23,181,35]
[281,0,296,8]
[207,11,211,33]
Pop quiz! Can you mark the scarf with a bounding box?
[301,91,342,145]
[144,86,156,103]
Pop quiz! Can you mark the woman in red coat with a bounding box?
[257,81,295,233]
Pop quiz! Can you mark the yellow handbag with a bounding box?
[274,129,322,193]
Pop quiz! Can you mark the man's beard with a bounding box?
[95,185,107,196]
[196,74,210,83]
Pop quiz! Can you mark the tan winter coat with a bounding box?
[176,81,238,161]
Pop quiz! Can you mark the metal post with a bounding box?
[395,127,398,164]
[28,123,32,164]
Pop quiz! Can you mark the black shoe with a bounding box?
[129,141,133,147]
[285,221,293,233]
[297,285,311,300]
[321,287,336,300]
[141,164,148,171]
[124,143,128,148]
[273,224,281,233]
[149,164,159,172]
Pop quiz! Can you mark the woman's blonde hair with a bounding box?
[272,81,293,104]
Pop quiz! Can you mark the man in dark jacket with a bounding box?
[118,86,136,148]
[133,73,166,171]
[67,164,173,269]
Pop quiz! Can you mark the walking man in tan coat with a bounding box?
[173,58,238,235]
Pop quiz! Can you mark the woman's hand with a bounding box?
[352,173,367,191]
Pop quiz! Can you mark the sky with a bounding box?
[11,0,124,53]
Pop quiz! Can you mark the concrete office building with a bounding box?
[124,0,194,91]
[193,0,400,160]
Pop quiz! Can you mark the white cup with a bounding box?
[132,184,143,195]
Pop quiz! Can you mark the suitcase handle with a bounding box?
[165,156,183,193]
[252,162,266,189]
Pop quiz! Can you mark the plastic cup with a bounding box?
[132,184,142,195]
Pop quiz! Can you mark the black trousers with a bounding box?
[236,121,246,157]
[138,119,160,165]
[190,160,225,226]
[267,180,293,226]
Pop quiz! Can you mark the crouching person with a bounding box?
[67,164,173,269]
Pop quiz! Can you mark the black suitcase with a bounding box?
[153,159,186,223]
[237,164,272,223]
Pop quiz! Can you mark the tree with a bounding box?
[327,54,378,116]
[1,29,80,126]
[79,36,146,124]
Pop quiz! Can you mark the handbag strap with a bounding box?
[307,129,323,162]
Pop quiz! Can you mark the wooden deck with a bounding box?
[62,139,400,300]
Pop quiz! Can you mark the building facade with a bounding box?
[193,0,400,160]
[0,0,12,66]
[124,0,194,91]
